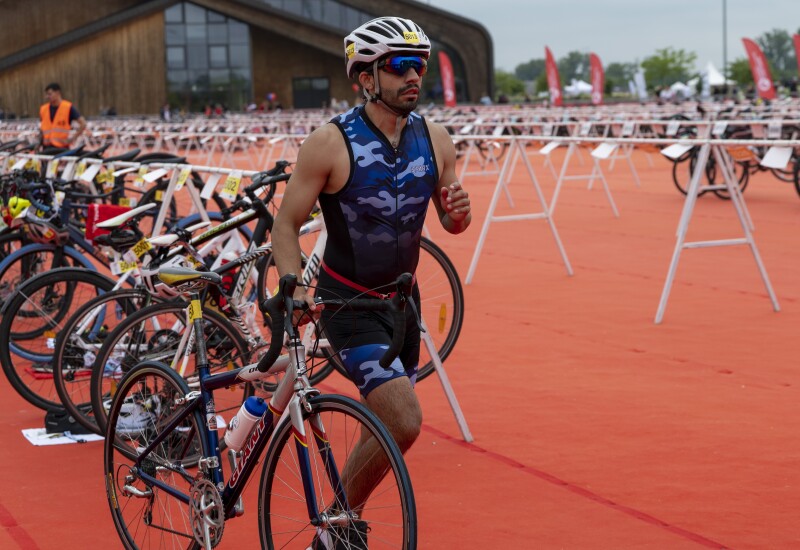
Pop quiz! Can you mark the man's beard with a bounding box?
[383,85,420,116]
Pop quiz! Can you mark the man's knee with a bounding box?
[366,378,422,452]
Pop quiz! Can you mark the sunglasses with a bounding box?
[377,55,428,77]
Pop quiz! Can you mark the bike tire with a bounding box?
[53,288,157,434]
[104,360,206,549]
[258,393,416,550]
[0,268,117,411]
[91,300,254,435]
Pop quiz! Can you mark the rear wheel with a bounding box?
[91,300,254,435]
[104,361,206,549]
[0,268,116,410]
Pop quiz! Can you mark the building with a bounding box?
[0,0,493,117]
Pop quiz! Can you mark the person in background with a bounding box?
[38,82,86,151]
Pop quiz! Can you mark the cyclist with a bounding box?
[39,82,87,152]
[272,15,471,548]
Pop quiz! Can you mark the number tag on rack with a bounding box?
[6,157,15,170]
[200,173,221,200]
[542,123,554,136]
[134,167,148,188]
[118,197,136,207]
[175,168,191,191]
[45,159,59,178]
[767,120,782,140]
[25,159,41,172]
[130,238,153,259]
[75,161,87,178]
[621,121,635,137]
[220,171,242,201]
[665,120,681,136]
[579,122,592,137]
[110,259,138,276]
[712,121,728,136]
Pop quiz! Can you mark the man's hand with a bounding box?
[292,289,324,326]
[440,181,471,222]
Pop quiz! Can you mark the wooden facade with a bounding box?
[0,12,166,118]
[0,0,491,115]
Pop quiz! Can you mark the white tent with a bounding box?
[564,79,593,97]
[670,81,695,98]
[688,62,735,89]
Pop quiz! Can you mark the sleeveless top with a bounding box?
[320,105,438,289]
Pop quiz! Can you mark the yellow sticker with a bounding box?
[110,379,117,397]
[346,42,356,59]
[403,31,419,44]
[6,157,15,169]
[188,299,202,322]
[118,197,131,207]
[46,159,59,178]
[75,161,87,177]
[220,172,242,200]
[155,190,163,202]
[134,166,148,187]
[175,168,190,191]
[117,260,137,273]
[44,330,56,339]
[131,238,153,258]
[438,303,447,333]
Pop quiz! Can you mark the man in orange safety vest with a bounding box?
[39,82,87,150]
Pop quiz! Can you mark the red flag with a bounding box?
[742,37,776,100]
[589,53,604,105]
[438,51,457,107]
[544,46,563,107]
[793,34,800,76]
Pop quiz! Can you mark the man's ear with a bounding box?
[358,71,374,94]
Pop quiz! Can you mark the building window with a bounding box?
[164,2,252,112]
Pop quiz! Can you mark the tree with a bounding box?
[756,28,794,79]
[494,70,525,97]
[605,62,637,92]
[515,58,545,81]
[641,47,697,88]
[728,58,753,86]
[557,51,589,82]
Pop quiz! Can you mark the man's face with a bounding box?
[45,89,61,105]
[374,55,427,116]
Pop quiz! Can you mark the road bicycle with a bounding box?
[104,268,416,549]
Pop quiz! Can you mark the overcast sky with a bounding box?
[425,0,800,72]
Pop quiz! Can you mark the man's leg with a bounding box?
[340,376,422,514]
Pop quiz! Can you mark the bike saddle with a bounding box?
[102,149,141,163]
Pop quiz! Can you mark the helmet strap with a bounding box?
[366,60,408,147]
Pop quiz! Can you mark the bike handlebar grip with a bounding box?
[257,274,298,372]
[28,198,51,213]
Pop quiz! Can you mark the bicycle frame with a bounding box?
[124,292,338,522]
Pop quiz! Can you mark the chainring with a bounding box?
[189,477,224,548]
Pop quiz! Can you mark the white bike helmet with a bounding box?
[344,17,431,78]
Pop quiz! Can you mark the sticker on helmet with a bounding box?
[346,43,356,59]
[403,32,419,44]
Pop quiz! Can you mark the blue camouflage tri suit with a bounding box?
[316,105,438,396]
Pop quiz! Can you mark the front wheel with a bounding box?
[258,394,416,549]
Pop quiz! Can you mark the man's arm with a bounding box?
[272,124,340,304]
[427,121,471,234]
[70,115,87,145]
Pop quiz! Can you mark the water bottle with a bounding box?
[224,396,267,452]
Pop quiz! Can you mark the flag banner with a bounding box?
[794,34,800,76]
[438,51,457,107]
[545,46,563,106]
[634,68,648,101]
[742,38,776,100]
[589,53,604,105]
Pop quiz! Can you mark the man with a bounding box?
[39,82,86,150]
[271,16,471,549]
